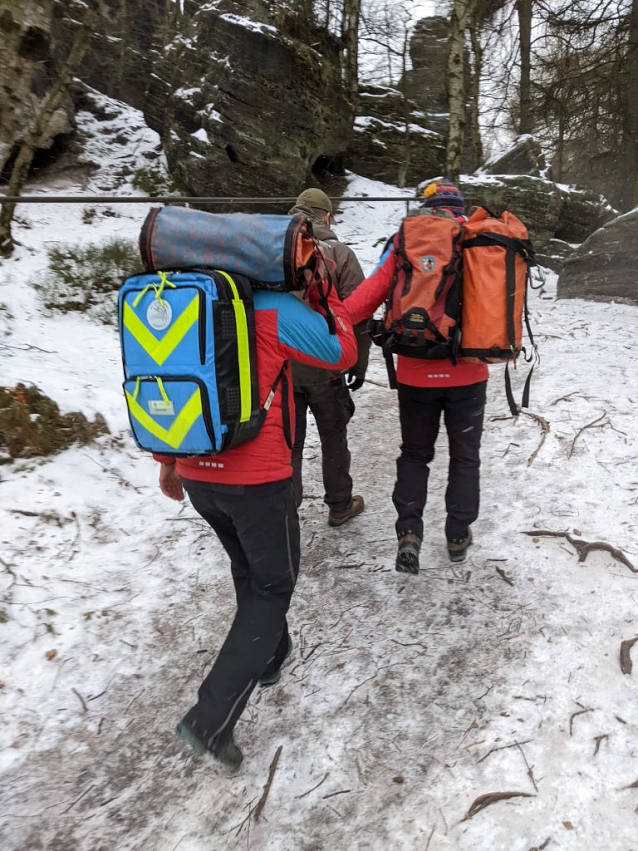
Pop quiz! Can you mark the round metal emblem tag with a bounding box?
[146,299,172,331]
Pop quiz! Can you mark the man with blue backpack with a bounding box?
[153,264,357,770]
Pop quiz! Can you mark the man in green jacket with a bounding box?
[289,188,370,526]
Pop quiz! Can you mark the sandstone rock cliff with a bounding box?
[0,1,74,176]
[143,1,354,204]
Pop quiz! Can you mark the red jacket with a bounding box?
[154,285,357,484]
[345,243,488,388]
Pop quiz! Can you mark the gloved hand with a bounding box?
[345,373,364,392]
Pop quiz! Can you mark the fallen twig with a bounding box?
[522,530,637,573]
[295,771,330,799]
[495,566,514,586]
[569,412,609,458]
[232,801,257,837]
[620,637,638,675]
[478,739,531,764]
[593,734,608,756]
[521,411,550,466]
[322,789,351,799]
[516,741,538,792]
[462,791,534,821]
[72,687,87,713]
[61,784,94,814]
[254,745,282,822]
[569,707,593,736]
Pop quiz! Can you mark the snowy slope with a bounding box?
[1,97,637,851]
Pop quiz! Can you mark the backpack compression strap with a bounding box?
[259,364,293,450]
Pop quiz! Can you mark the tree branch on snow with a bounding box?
[620,637,638,675]
[521,410,550,466]
[522,531,637,574]
[593,734,608,756]
[254,745,283,822]
[495,566,514,586]
[477,738,532,764]
[461,791,535,821]
[295,771,330,799]
[568,412,609,458]
[569,707,593,735]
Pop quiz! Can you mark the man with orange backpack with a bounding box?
[345,179,488,573]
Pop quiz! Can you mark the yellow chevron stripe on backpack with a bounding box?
[118,269,263,456]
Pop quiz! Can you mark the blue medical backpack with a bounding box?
[118,269,280,456]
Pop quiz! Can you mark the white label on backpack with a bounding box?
[148,400,175,416]
[146,300,173,331]
[420,256,436,273]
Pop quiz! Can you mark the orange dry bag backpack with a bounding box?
[460,207,537,414]
[371,209,464,387]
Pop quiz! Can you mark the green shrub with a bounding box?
[0,383,110,460]
[32,238,142,325]
[132,163,179,197]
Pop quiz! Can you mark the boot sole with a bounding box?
[176,721,207,755]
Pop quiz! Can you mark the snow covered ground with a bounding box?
[1,96,637,851]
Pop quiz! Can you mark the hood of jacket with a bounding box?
[287,202,337,241]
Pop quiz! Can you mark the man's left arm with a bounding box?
[332,243,371,390]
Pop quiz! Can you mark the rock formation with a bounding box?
[0,1,74,177]
[345,86,447,188]
[459,174,615,269]
[557,209,638,305]
[143,0,354,203]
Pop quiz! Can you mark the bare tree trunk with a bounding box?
[398,25,411,188]
[446,0,472,183]
[517,0,533,134]
[555,108,565,182]
[468,17,483,170]
[0,6,99,256]
[324,0,331,29]
[341,0,361,107]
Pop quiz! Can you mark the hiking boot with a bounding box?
[328,495,364,527]
[176,719,243,771]
[213,738,244,771]
[447,529,473,563]
[258,636,293,688]
[396,533,421,575]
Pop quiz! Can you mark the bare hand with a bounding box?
[159,463,184,501]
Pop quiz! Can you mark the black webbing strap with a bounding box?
[504,361,519,417]
[523,267,536,358]
[505,242,517,352]
[504,359,535,417]
[259,364,292,448]
[382,343,398,390]
[463,232,533,260]
[280,366,293,449]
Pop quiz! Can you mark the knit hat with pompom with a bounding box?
[422,179,465,215]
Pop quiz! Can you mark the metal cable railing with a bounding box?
[0,194,416,205]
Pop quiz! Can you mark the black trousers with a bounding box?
[291,378,355,511]
[393,381,487,542]
[181,477,300,751]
